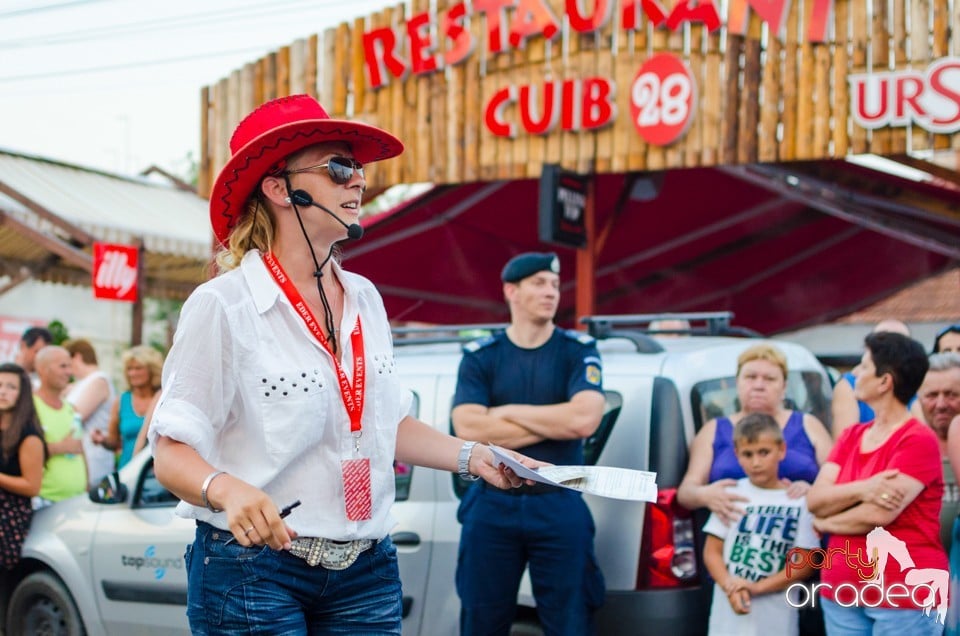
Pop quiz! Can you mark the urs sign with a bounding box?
[93,242,139,303]
[850,57,960,133]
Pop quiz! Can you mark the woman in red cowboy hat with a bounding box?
[150,94,534,634]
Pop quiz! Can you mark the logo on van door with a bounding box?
[121,545,183,580]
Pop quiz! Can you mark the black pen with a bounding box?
[224,499,302,545]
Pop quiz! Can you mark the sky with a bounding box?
[1,0,393,178]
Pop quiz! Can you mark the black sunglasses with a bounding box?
[286,156,364,185]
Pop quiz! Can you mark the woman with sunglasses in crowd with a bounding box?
[150,95,534,635]
[0,363,46,575]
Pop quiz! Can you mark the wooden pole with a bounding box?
[131,239,145,346]
[575,176,597,327]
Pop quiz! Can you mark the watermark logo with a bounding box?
[784,527,948,624]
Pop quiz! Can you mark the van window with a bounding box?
[394,392,420,501]
[583,391,622,466]
[690,371,831,432]
[135,459,180,508]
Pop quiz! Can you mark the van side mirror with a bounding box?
[89,471,129,504]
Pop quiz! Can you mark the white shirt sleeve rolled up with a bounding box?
[149,250,405,540]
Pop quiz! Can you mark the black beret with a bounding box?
[501,252,560,283]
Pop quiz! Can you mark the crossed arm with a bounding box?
[807,462,923,535]
[452,390,605,449]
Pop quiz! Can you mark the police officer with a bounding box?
[452,252,606,636]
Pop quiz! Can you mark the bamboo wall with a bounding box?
[198,0,959,196]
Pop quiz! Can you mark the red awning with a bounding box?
[346,157,960,335]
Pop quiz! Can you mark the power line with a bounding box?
[0,0,107,19]
[1,0,383,49]
[0,45,270,83]
[0,0,393,89]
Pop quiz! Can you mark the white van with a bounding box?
[390,314,832,635]
[4,313,832,636]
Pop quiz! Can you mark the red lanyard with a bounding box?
[262,252,365,433]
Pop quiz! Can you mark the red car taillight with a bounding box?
[637,488,698,589]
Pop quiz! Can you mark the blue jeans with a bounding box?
[822,597,944,636]
[185,522,401,635]
[456,485,605,636]
[947,517,960,636]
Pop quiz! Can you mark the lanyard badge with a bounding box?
[263,252,373,521]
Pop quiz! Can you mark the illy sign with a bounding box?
[93,242,139,302]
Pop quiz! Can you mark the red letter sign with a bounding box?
[849,57,960,133]
[630,54,696,146]
[362,26,409,88]
[93,242,139,303]
[443,2,475,66]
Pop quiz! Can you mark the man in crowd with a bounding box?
[920,352,960,551]
[921,353,960,454]
[32,345,88,508]
[451,252,606,636]
[15,326,52,389]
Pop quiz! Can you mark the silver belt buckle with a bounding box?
[290,537,372,570]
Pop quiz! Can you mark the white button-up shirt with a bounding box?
[149,250,411,540]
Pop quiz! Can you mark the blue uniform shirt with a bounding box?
[452,328,603,466]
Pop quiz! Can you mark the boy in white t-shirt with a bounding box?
[702,412,819,636]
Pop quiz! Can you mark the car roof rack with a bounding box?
[580,312,761,352]
[392,323,509,346]
[391,312,761,349]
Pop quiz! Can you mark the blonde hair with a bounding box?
[215,193,277,272]
[737,343,788,380]
[121,345,164,392]
[215,142,354,273]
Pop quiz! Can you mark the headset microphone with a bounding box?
[288,189,364,240]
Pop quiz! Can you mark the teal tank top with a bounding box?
[118,391,145,469]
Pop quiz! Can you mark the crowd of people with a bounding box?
[9,305,956,636]
[0,326,165,580]
[694,321,960,636]
[1,93,958,636]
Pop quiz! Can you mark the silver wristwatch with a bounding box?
[458,441,481,481]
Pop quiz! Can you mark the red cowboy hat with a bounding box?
[209,94,403,246]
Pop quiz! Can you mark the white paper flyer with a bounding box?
[489,445,658,502]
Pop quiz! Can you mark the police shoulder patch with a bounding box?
[463,335,496,353]
[585,364,602,385]
[561,328,595,345]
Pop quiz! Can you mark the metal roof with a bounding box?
[0,149,213,300]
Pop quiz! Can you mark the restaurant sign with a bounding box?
[362,0,833,89]
[361,0,828,144]
[850,57,960,134]
[483,52,695,144]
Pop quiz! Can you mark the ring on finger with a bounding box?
[244,526,255,535]
[881,493,890,500]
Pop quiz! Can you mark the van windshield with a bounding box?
[690,371,831,433]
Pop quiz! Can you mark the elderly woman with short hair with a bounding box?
[678,343,833,523]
